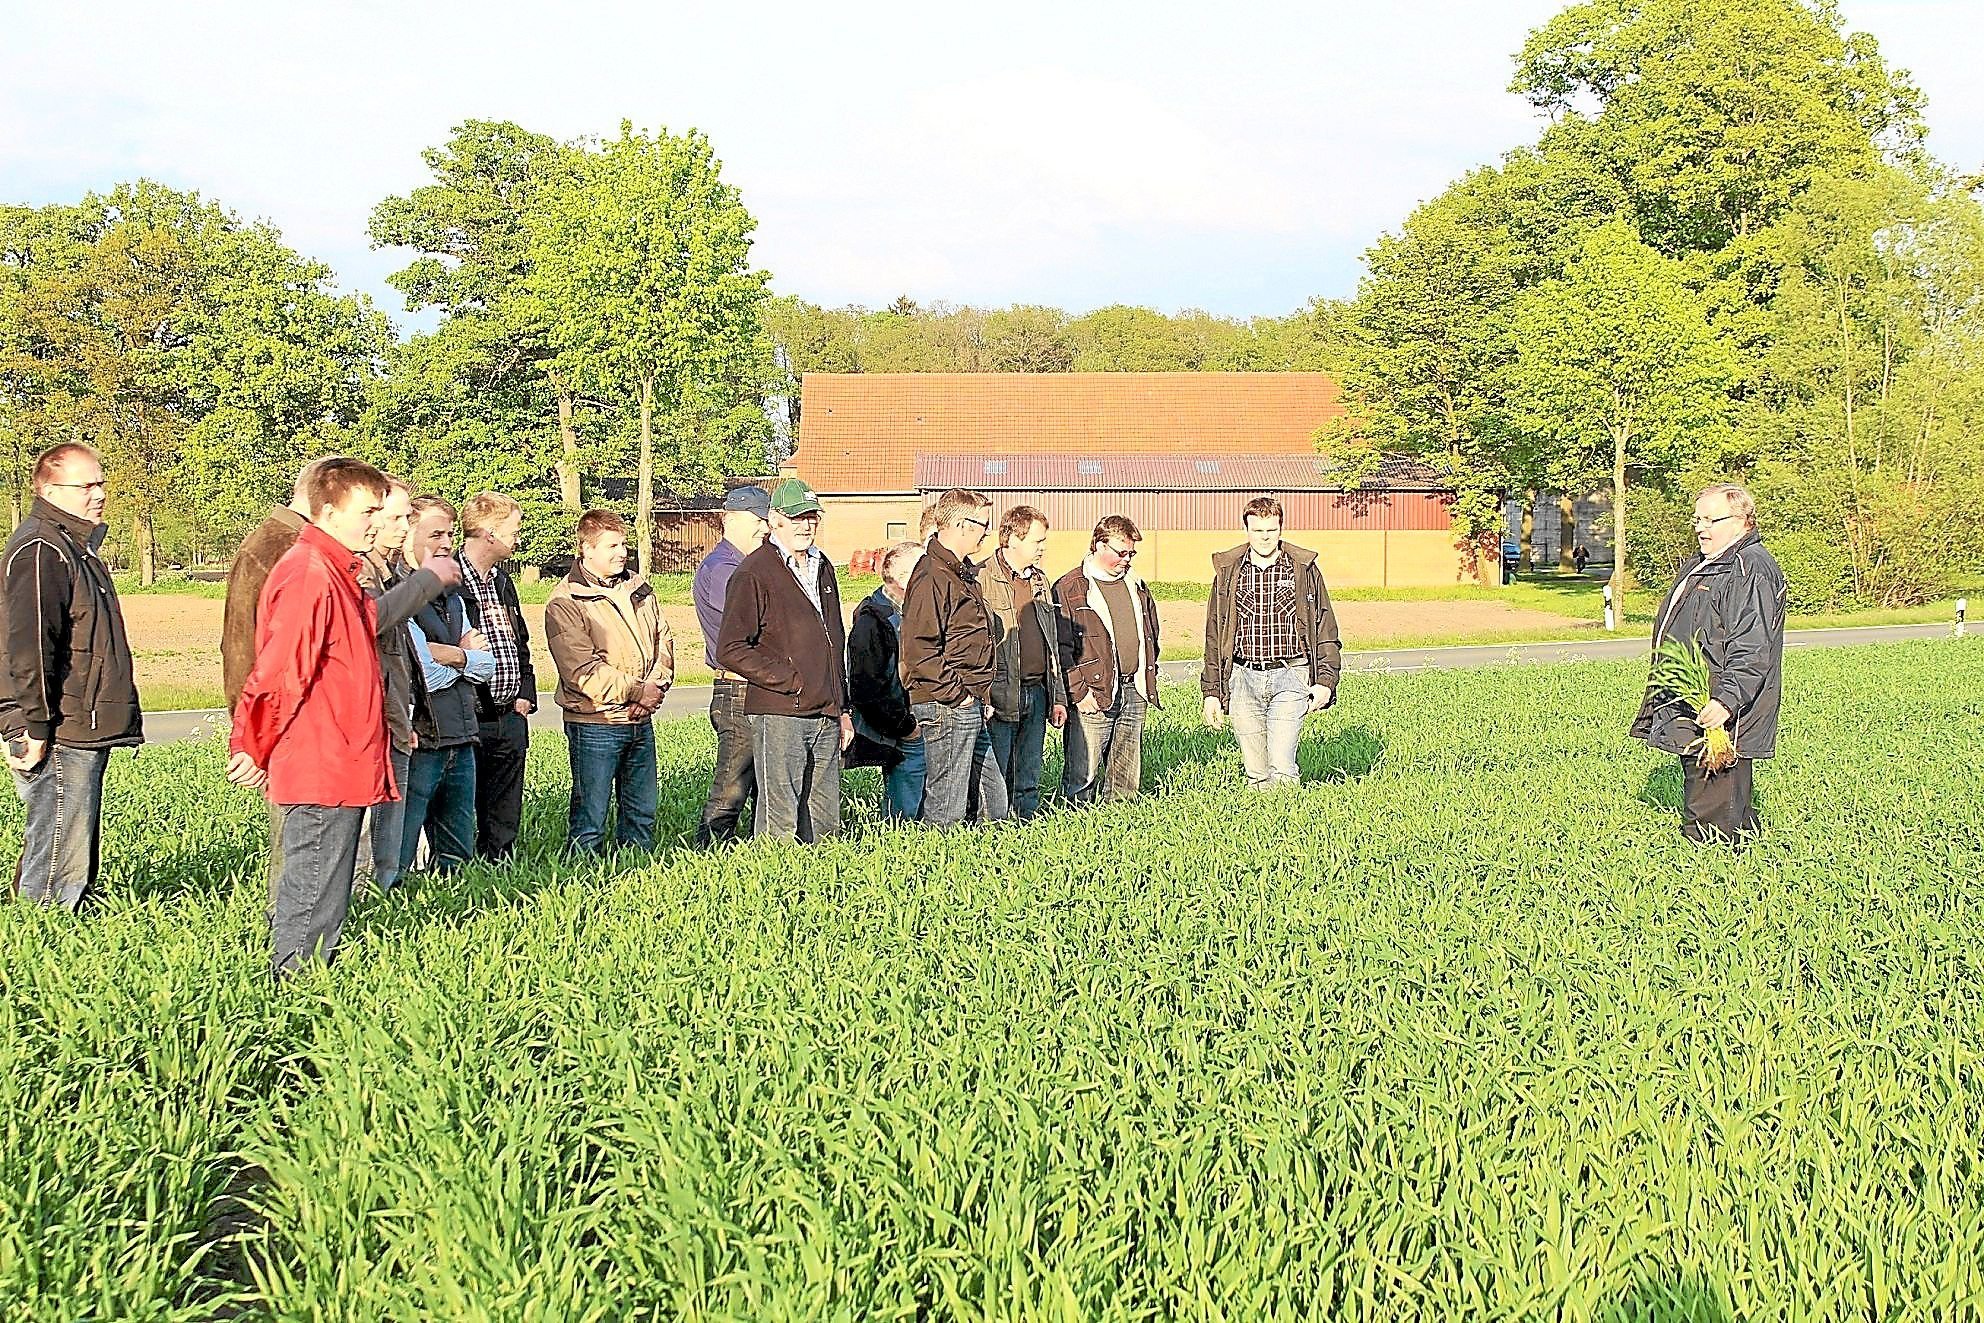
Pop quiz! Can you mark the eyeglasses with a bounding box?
[960,516,990,532]
[1106,544,1138,559]
[1691,514,1739,527]
[48,481,107,493]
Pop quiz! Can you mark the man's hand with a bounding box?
[1202,695,1225,730]
[1049,703,1067,730]
[839,712,855,750]
[225,751,267,790]
[1307,685,1333,713]
[513,697,533,717]
[1077,692,1101,716]
[6,736,47,774]
[425,555,463,589]
[638,680,666,710]
[626,702,653,722]
[1698,698,1731,729]
[460,627,489,653]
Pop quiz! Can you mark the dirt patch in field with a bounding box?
[121,592,1591,708]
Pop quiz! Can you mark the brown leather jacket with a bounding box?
[899,537,995,707]
[544,567,674,724]
[1052,560,1161,711]
[221,506,305,713]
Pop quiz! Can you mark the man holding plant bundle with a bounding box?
[1632,483,1787,845]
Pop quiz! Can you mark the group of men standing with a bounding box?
[1,442,1790,967]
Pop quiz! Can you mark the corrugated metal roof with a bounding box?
[793,372,1349,492]
[913,452,1451,492]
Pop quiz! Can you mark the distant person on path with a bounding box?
[457,492,537,861]
[980,505,1066,820]
[354,477,457,895]
[1573,543,1590,574]
[1631,483,1787,845]
[545,510,673,854]
[901,488,1008,827]
[399,498,488,877]
[1054,515,1161,804]
[226,459,391,977]
[847,540,926,820]
[1200,496,1341,789]
[1,444,143,911]
[222,456,336,715]
[714,479,852,844]
[691,486,770,845]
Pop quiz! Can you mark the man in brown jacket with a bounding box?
[1200,496,1341,789]
[222,457,336,714]
[900,488,1008,828]
[980,504,1066,820]
[715,479,852,843]
[1054,514,1161,804]
[544,510,674,854]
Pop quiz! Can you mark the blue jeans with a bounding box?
[1062,683,1146,803]
[1228,662,1310,788]
[400,744,477,874]
[359,747,413,893]
[885,736,927,821]
[10,744,110,911]
[913,699,1008,827]
[565,720,659,853]
[987,683,1050,820]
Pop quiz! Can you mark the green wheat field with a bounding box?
[3,640,1981,1321]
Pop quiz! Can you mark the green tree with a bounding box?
[528,122,771,569]
[1507,221,1735,599]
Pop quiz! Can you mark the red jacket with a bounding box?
[230,523,394,807]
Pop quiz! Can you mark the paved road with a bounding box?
[138,622,1965,745]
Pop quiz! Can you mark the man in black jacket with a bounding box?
[1631,483,1787,844]
[848,541,926,820]
[457,491,538,860]
[1,444,143,910]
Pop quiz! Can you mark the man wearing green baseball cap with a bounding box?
[713,479,853,842]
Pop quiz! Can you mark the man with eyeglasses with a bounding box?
[900,487,1008,827]
[1631,483,1787,845]
[1054,514,1161,804]
[1,444,143,910]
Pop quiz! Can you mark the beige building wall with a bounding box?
[815,495,924,564]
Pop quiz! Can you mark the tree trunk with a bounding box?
[135,512,157,587]
[1557,493,1576,571]
[556,393,581,511]
[1609,425,1630,609]
[635,378,655,577]
[1518,489,1535,573]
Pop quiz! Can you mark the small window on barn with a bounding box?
[1077,460,1104,476]
[1195,460,1220,475]
[885,522,907,540]
[984,460,1008,476]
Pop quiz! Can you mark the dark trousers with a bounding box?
[987,682,1050,820]
[357,747,413,894]
[474,709,530,859]
[750,713,841,843]
[696,679,755,845]
[1681,755,1759,844]
[402,743,478,873]
[10,744,110,911]
[270,803,364,978]
[565,720,659,853]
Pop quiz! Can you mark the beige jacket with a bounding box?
[543,568,674,724]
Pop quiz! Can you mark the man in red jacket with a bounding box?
[226,458,392,978]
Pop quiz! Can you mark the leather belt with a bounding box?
[1235,657,1304,671]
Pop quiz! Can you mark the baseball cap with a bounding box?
[722,485,772,517]
[770,479,823,518]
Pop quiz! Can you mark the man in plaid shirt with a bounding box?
[1200,496,1341,789]
[458,491,538,859]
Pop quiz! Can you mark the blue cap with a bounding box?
[722,485,771,517]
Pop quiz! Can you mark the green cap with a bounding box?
[770,478,823,517]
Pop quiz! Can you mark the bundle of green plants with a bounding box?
[1649,637,1738,772]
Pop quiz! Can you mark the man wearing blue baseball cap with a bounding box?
[692,484,770,845]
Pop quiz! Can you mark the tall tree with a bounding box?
[528,122,770,569]
[1506,221,1735,599]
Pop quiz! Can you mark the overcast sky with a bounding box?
[4,1,1978,330]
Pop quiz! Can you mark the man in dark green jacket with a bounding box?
[1631,483,1787,844]
[980,504,1066,819]
[1,444,143,910]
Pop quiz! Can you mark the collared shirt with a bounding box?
[460,555,522,706]
[692,539,747,670]
[770,533,825,618]
[1235,551,1302,664]
[407,617,496,693]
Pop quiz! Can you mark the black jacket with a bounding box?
[848,587,916,741]
[1631,530,1788,759]
[461,561,537,722]
[409,587,481,749]
[899,537,995,707]
[0,498,143,750]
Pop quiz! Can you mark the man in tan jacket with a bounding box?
[543,510,673,853]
